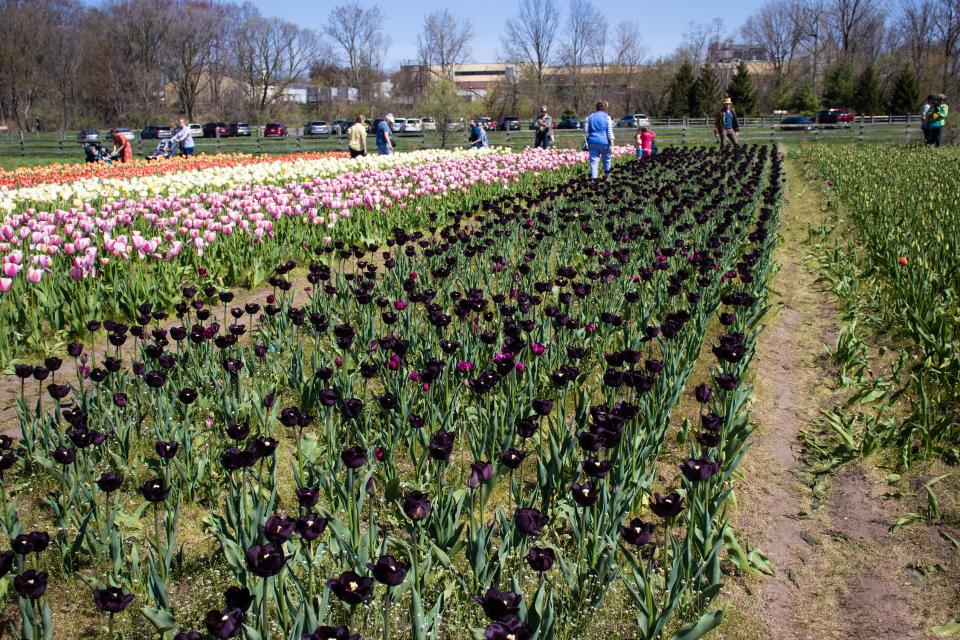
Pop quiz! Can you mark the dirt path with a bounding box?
[716,153,959,639]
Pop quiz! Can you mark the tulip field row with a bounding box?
[0,145,782,639]
[800,145,960,464]
[0,153,349,193]
[0,147,627,367]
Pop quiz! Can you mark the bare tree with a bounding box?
[678,21,714,63]
[610,21,648,113]
[789,0,830,91]
[417,9,474,79]
[234,13,320,122]
[559,0,606,113]
[893,0,935,79]
[825,0,885,59]
[0,0,53,130]
[934,0,960,93]
[741,0,804,79]
[501,0,561,106]
[167,1,226,122]
[324,2,389,104]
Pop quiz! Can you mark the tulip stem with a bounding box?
[108,612,114,639]
[260,576,270,640]
[382,592,391,640]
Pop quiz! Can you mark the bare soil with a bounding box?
[715,153,959,640]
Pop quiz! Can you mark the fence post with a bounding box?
[19,131,25,156]
[296,135,302,152]
[858,120,864,142]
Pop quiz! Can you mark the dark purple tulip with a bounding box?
[204,608,243,639]
[719,311,736,326]
[525,546,555,572]
[650,492,685,519]
[694,383,712,404]
[251,436,278,459]
[679,456,720,482]
[571,481,598,507]
[139,478,170,503]
[11,534,34,555]
[13,570,47,599]
[475,587,521,621]
[499,448,527,470]
[155,440,179,459]
[0,550,14,577]
[326,570,373,605]
[701,413,724,432]
[366,555,409,586]
[515,417,538,438]
[14,364,33,379]
[581,457,612,478]
[513,507,547,536]
[468,461,494,489]
[67,343,84,357]
[428,428,455,461]
[27,531,49,554]
[531,399,554,416]
[225,421,250,441]
[47,384,70,400]
[224,586,254,612]
[144,370,166,388]
[296,487,320,509]
[484,617,531,640]
[44,357,62,372]
[0,450,16,475]
[303,625,359,640]
[97,472,123,492]
[715,373,738,390]
[93,586,135,612]
[178,388,198,404]
[696,431,722,448]
[245,543,287,577]
[32,366,49,381]
[619,518,655,546]
[295,514,328,541]
[340,398,364,420]
[261,515,295,544]
[339,446,366,469]
[113,392,128,408]
[50,445,76,465]
[174,632,203,640]
[402,491,431,521]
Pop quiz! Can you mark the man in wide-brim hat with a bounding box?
[714,97,740,152]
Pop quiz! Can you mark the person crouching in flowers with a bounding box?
[635,125,656,159]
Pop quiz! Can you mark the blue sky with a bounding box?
[249,0,760,67]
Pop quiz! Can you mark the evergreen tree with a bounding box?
[853,64,882,115]
[666,60,696,117]
[726,61,758,116]
[821,64,856,108]
[789,84,819,113]
[691,64,723,117]
[887,67,919,115]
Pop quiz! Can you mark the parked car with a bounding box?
[420,117,437,131]
[445,118,465,132]
[391,118,407,133]
[477,117,494,130]
[304,121,331,136]
[188,123,204,138]
[202,122,230,138]
[497,116,522,131]
[815,108,855,126]
[114,128,136,141]
[229,122,251,136]
[617,113,650,128]
[556,117,582,130]
[264,122,288,138]
[402,118,423,133]
[77,129,100,143]
[331,120,352,135]
[779,115,816,131]
[140,124,172,139]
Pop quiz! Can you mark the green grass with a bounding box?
[0,155,83,170]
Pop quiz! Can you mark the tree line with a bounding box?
[1,0,957,132]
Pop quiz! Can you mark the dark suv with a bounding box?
[497,116,521,131]
[203,122,230,138]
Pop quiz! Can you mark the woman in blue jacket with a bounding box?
[583,101,614,179]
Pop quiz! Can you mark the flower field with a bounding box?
[800,145,960,464]
[0,144,783,639]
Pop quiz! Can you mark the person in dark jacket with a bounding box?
[714,97,740,151]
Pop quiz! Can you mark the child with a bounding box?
[635,126,656,159]
[146,139,177,161]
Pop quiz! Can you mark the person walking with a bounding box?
[533,106,553,149]
[920,95,935,144]
[926,94,948,147]
[109,128,133,163]
[635,125,656,159]
[348,115,368,158]
[468,118,489,149]
[583,101,614,179]
[714,97,740,151]
[170,118,195,157]
[376,114,395,155]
